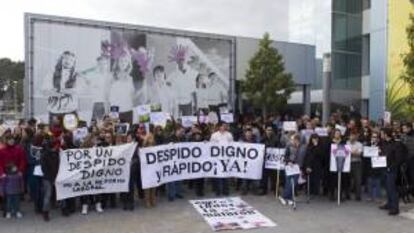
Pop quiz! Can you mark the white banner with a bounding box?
[264,148,285,170]
[190,197,276,231]
[329,144,351,173]
[139,142,265,189]
[55,143,137,200]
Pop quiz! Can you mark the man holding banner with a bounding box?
[210,122,234,196]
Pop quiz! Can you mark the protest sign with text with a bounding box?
[190,197,276,231]
[139,142,265,189]
[264,148,285,170]
[55,143,136,200]
[329,144,351,173]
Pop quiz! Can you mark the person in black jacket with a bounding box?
[304,134,325,196]
[259,125,280,195]
[40,135,59,221]
[379,128,404,216]
[402,123,414,195]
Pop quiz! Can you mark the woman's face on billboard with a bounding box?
[118,54,131,72]
[62,53,76,69]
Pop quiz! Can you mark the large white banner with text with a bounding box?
[139,142,265,189]
[55,143,136,200]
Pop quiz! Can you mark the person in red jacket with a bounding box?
[0,134,27,177]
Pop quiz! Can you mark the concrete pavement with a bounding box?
[1,193,413,233]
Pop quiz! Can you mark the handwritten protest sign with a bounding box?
[264,148,285,170]
[55,143,136,200]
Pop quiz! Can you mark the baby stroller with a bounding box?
[397,162,411,203]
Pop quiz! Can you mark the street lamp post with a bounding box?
[12,80,18,117]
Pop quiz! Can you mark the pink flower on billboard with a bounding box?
[168,44,188,63]
[131,47,154,75]
[100,39,128,60]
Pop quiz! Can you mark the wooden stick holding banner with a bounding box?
[275,169,280,199]
[307,174,310,204]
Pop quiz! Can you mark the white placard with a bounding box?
[208,112,219,124]
[55,143,136,200]
[150,112,169,127]
[264,148,285,170]
[363,146,379,158]
[190,197,276,231]
[140,142,265,189]
[114,123,130,135]
[285,164,301,176]
[371,156,387,168]
[181,116,198,128]
[315,127,328,137]
[330,144,351,173]
[283,121,297,132]
[384,111,391,124]
[335,124,347,136]
[220,113,234,124]
[33,165,44,177]
[63,114,78,131]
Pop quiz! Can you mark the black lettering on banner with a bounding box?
[192,147,202,158]
[68,161,81,172]
[181,148,191,159]
[211,146,219,157]
[146,153,156,164]
[247,148,259,160]
[157,150,164,163]
[192,162,201,173]
[226,146,235,157]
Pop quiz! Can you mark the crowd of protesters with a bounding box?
[0,111,413,222]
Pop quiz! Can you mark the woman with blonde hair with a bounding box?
[142,132,157,208]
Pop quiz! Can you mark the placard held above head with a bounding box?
[63,114,78,131]
[283,121,297,132]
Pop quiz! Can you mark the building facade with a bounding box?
[331,0,413,120]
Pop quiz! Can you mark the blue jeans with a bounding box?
[368,176,382,200]
[166,182,183,201]
[42,179,53,212]
[385,169,399,211]
[283,175,299,201]
[28,172,42,212]
[6,194,21,214]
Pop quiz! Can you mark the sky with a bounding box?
[0,0,331,61]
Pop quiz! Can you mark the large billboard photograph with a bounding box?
[26,14,234,123]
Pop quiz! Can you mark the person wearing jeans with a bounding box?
[40,135,59,221]
[279,134,301,205]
